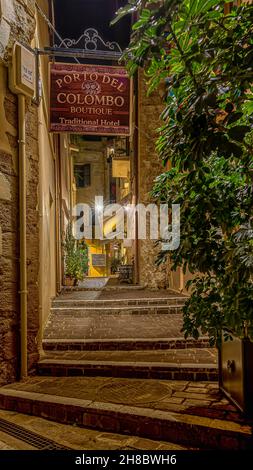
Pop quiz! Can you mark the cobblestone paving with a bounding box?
[4,377,246,424]
[0,410,188,450]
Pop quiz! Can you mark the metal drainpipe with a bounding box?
[37,104,44,357]
[134,72,140,285]
[18,93,28,379]
[54,137,61,294]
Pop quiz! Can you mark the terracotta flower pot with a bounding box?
[64,277,75,287]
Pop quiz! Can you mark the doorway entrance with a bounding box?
[69,133,134,282]
[46,0,137,286]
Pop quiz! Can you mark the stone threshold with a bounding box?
[52,297,186,306]
[0,388,252,450]
[62,286,146,292]
[50,305,183,314]
[42,337,210,351]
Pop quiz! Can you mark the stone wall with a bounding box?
[0,69,19,385]
[138,72,168,289]
[0,0,36,66]
[0,0,39,385]
[26,99,40,372]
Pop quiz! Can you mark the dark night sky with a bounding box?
[53,0,130,49]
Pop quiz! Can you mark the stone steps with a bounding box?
[62,285,146,292]
[37,348,218,381]
[50,305,183,316]
[0,377,252,450]
[42,337,210,351]
[52,297,186,308]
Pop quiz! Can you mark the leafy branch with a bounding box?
[114,0,253,345]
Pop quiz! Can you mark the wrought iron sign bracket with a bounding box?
[36,28,123,62]
[37,47,122,61]
[19,30,124,106]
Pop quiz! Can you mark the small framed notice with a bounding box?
[9,42,36,98]
[92,254,106,267]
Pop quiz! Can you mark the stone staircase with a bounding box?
[0,288,252,449]
[40,290,217,381]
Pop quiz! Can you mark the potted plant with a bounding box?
[64,224,86,286]
[114,1,253,414]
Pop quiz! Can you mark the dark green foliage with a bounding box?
[113,0,253,345]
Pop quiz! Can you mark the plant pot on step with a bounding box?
[219,332,253,417]
[64,276,75,287]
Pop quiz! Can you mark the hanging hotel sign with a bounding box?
[49,63,132,136]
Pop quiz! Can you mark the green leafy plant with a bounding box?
[113,0,253,345]
[64,225,88,283]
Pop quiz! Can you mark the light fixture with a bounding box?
[108,146,115,157]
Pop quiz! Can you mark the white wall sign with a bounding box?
[9,42,36,98]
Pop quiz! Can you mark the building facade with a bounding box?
[0,0,40,385]
[0,0,187,386]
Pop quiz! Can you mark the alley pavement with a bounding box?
[0,410,189,450]
[0,377,252,450]
[41,288,216,381]
[1,287,249,450]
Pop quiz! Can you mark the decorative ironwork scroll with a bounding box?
[54,28,122,54]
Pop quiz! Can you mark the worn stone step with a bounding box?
[50,305,183,316]
[52,297,186,308]
[42,337,210,351]
[38,348,218,381]
[43,312,188,344]
[62,285,146,292]
[0,377,252,450]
